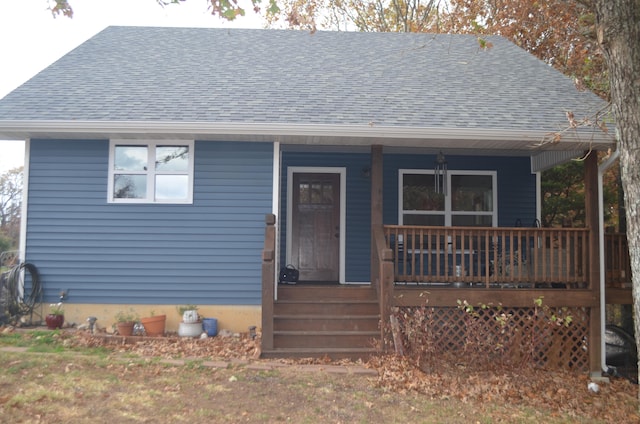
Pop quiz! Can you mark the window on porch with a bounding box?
[399,170,497,227]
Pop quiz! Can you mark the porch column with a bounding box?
[371,145,384,283]
[585,151,602,376]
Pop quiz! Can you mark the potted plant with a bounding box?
[177,305,199,323]
[114,310,138,337]
[141,311,166,337]
[177,305,202,337]
[45,302,65,329]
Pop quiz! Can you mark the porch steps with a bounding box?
[261,285,381,360]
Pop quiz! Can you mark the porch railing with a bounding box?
[605,233,632,288]
[384,225,590,288]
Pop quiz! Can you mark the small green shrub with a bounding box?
[115,309,139,323]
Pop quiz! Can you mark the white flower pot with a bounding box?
[178,322,202,337]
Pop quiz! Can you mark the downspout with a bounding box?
[272,141,281,301]
[17,140,31,299]
[598,149,620,373]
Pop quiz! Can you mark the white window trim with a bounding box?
[108,139,195,204]
[398,169,498,227]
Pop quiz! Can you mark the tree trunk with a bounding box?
[593,0,640,398]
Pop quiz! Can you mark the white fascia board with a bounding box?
[0,120,614,148]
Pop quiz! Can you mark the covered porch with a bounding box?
[261,144,631,375]
[369,148,629,375]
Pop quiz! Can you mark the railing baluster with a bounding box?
[382,225,599,289]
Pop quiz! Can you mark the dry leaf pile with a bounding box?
[73,331,262,361]
[368,354,639,422]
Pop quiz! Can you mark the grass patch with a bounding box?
[0,330,111,356]
[0,332,23,346]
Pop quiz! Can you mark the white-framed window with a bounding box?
[108,140,194,203]
[399,169,497,227]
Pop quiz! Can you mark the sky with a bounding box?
[0,0,264,173]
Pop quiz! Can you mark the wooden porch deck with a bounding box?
[261,215,632,368]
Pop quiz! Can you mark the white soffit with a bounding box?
[531,150,583,172]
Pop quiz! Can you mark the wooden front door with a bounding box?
[291,172,341,282]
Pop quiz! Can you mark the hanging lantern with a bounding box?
[434,151,447,195]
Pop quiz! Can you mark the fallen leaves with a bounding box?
[368,354,639,422]
[61,330,640,422]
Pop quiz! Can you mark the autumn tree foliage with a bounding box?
[0,167,22,252]
[264,0,440,32]
[438,0,608,97]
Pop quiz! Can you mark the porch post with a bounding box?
[585,152,602,376]
[261,214,276,352]
[371,145,384,281]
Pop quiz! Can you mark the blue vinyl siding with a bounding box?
[26,139,273,305]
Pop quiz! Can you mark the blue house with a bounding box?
[0,27,618,372]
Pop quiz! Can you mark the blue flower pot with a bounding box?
[202,318,218,337]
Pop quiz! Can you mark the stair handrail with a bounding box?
[261,214,277,351]
[372,224,394,351]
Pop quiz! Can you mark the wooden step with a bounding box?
[274,330,380,349]
[264,285,382,359]
[260,347,379,360]
[273,315,380,332]
[274,300,379,315]
[277,285,376,301]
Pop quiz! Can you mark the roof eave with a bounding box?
[0,120,615,152]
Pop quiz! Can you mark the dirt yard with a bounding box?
[0,328,638,423]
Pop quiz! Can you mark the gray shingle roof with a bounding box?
[0,26,609,145]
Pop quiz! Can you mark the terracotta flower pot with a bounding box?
[141,315,166,337]
[45,314,64,330]
[116,321,135,336]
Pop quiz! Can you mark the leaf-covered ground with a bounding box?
[65,329,640,423]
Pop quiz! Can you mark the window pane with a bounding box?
[114,174,146,199]
[403,174,444,211]
[299,183,309,203]
[322,183,333,203]
[155,175,189,200]
[403,214,445,226]
[115,146,147,171]
[452,215,493,227]
[156,146,189,172]
[311,183,322,204]
[451,175,493,211]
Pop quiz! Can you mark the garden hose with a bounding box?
[3,262,42,322]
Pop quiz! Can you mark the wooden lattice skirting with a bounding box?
[393,305,590,372]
